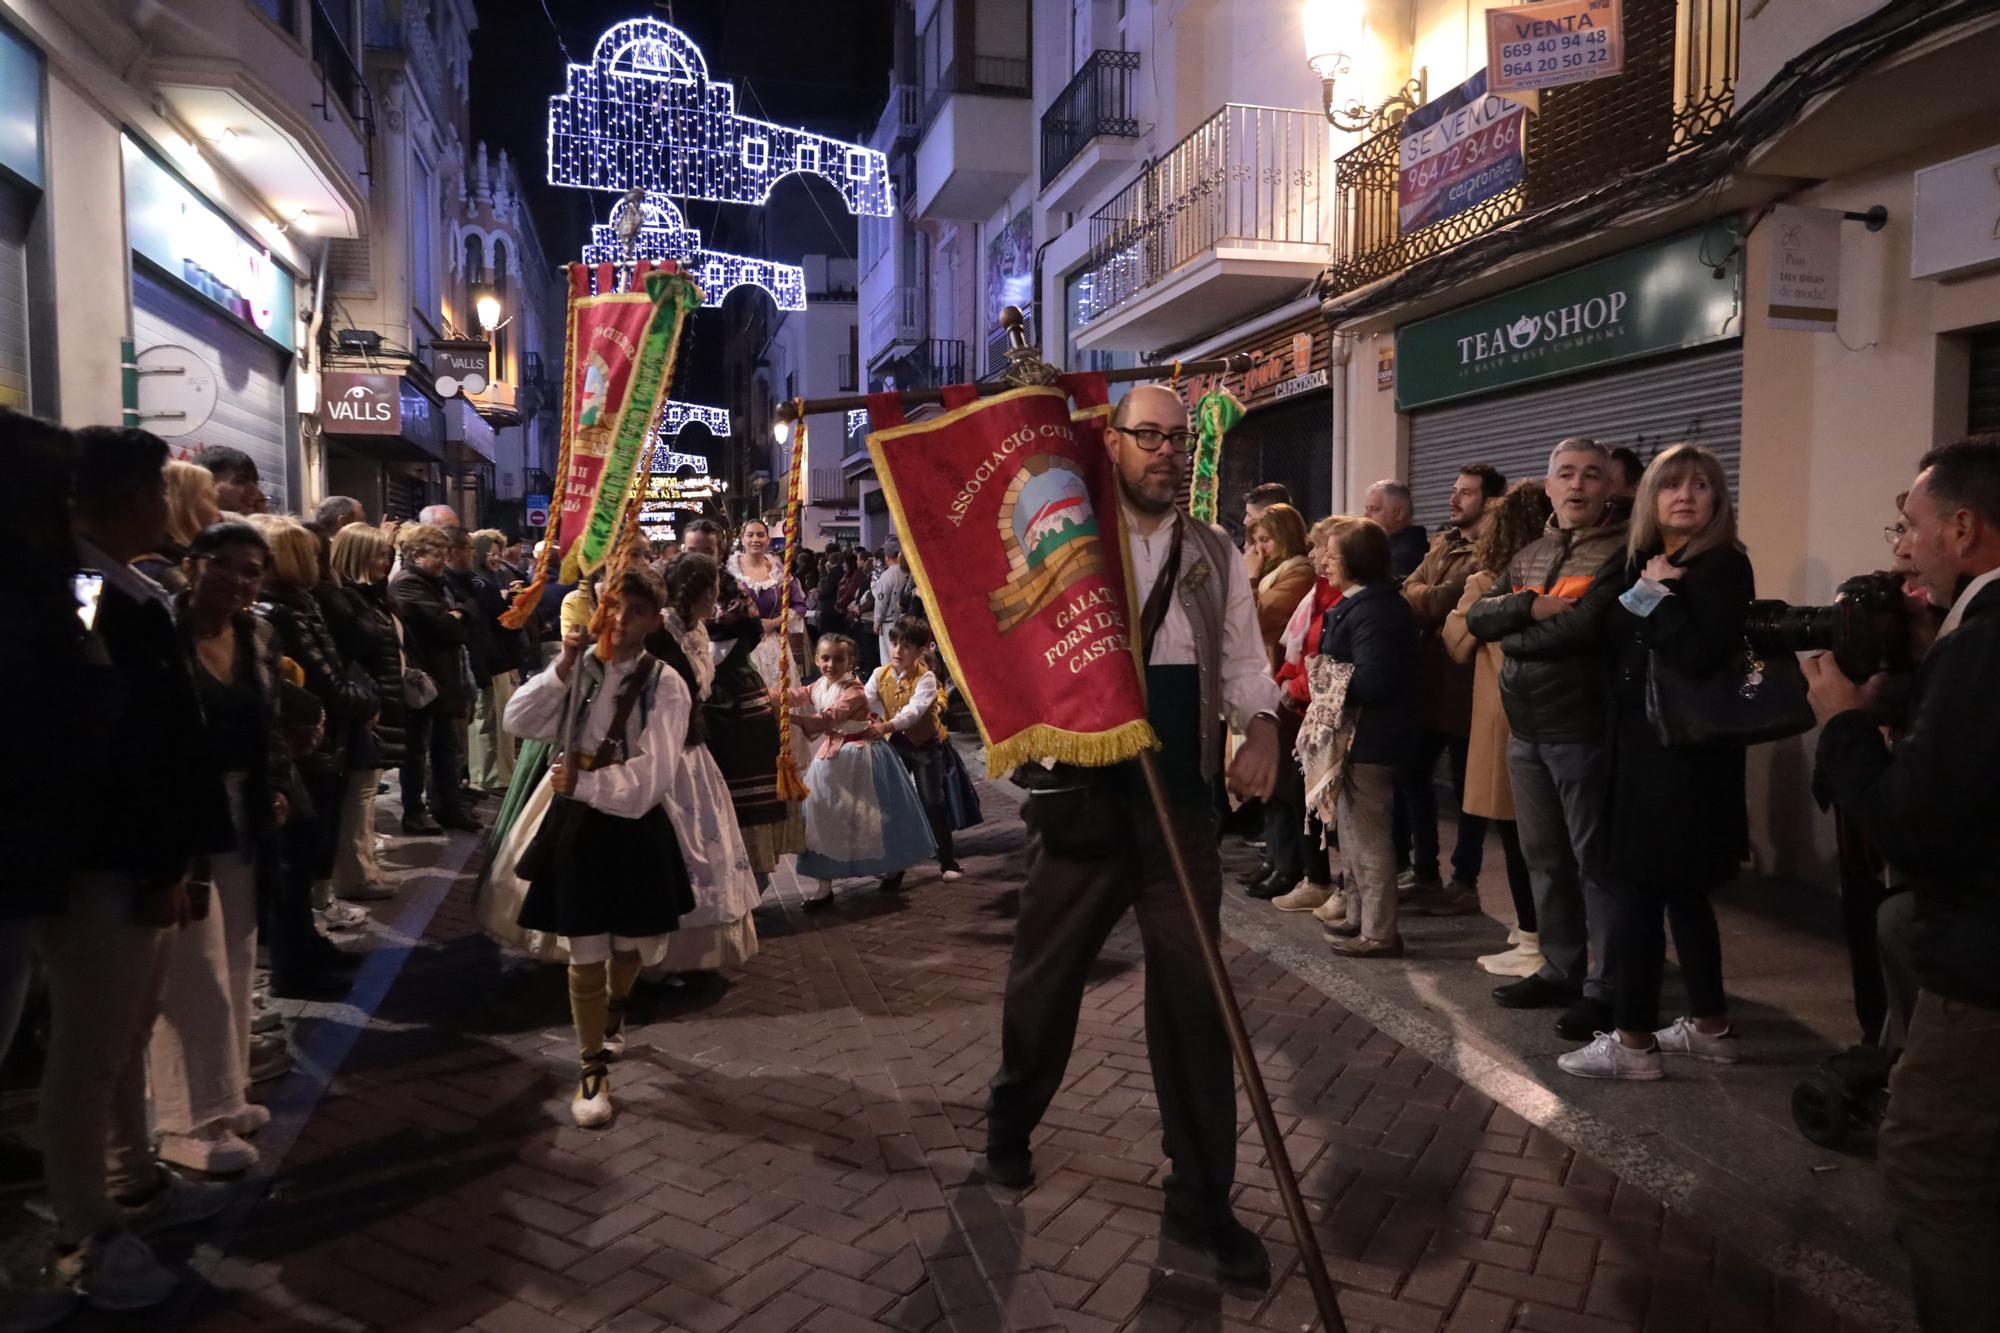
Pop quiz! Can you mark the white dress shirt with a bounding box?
[866,665,940,732]
[1123,507,1279,730]
[505,655,689,818]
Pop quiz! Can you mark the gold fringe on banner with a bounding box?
[772,399,810,803]
[983,719,1159,782]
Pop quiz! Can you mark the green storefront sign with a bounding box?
[1395,220,1742,411]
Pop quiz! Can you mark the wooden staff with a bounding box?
[782,326,1345,1331]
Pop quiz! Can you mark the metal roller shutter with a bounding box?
[1218,392,1334,531]
[0,187,30,410]
[1970,327,2000,435]
[1406,345,1742,534]
[132,269,289,500]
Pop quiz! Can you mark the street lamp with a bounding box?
[472,280,505,334]
[1302,0,1426,134]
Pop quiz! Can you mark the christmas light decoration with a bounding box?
[650,401,731,474]
[651,446,712,474]
[548,18,893,217]
[846,409,868,440]
[581,193,806,311]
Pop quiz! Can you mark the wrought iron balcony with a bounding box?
[1077,104,1330,326]
[879,338,967,392]
[1319,0,1738,299]
[1041,50,1141,188]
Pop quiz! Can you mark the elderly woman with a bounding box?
[1316,517,1420,959]
[389,522,477,835]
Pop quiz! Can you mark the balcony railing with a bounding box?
[881,338,967,391]
[877,83,921,144]
[1320,0,1737,298]
[920,57,1033,134]
[1041,50,1141,188]
[869,284,924,351]
[1077,104,1329,324]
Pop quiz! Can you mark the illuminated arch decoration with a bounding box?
[639,441,719,529]
[548,18,893,217]
[581,194,806,311]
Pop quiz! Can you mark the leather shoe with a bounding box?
[1491,973,1581,1010]
[1245,870,1291,901]
[400,812,443,836]
[1556,996,1616,1042]
[438,809,482,834]
[975,1151,1033,1189]
[1238,861,1274,888]
[1161,1195,1271,1288]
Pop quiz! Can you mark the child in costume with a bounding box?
[866,616,982,890]
[503,566,696,1129]
[785,634,934,908]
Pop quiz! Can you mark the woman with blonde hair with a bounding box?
[1556,444,1753,1081]
[317,522,407,909]
[134,460,223,593]
[1442,480,1555,977]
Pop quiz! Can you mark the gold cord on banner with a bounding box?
[585,488,648,661]
[773,399,810,803]
[501,268,583,629]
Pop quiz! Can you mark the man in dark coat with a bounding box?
[388,524,478,833]
[1808,436,2000,1333]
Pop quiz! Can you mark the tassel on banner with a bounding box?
[586,488,649,661]
[500,264,590,629]
[773,398,810,803]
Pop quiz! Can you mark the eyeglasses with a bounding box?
[1883,522,1908,546]
[1110,424,1197,455]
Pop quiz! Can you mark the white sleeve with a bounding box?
[574,669,688,819]
[889,672,939,732]
[1214,532,1282,728]
[503,663,570,742]
[864,670,885,719]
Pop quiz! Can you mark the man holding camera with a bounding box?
[1807,436,2000,1332]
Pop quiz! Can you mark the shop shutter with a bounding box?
[1970,327,2000,435]
[1217,392,1334,531]
[132,270,289,499]
[1405,344,1742,534]
[0,189,30,410]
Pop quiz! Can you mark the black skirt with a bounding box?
[516,799,696,940]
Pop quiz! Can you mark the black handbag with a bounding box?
[1644,641,1814,748]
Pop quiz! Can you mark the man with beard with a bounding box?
[983,384,1281,1288]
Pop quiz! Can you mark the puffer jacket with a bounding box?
[316,578,407,770]
[1464,515,1628,743]
[256,583,379,769]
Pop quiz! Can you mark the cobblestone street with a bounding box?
[84,781,1871,1333]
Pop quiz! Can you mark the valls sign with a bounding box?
[1395,220,1742,410]
[319,372,402,435]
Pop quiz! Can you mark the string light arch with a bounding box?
[547,18,893,217]
[581,194,807,311]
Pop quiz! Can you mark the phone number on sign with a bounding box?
[1501,45,1613,79]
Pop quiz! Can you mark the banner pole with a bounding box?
[1137,748,1346,1332]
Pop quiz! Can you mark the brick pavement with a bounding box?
[111,790,1872,1333]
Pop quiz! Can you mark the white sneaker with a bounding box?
[1654,1017,1740,1064]
[572,1065,614,1129]
[1477,931,1544,978]
[940,868,963,883]
[157,1124,259,1176]
[120,1165,233,1236]
[55,1228,174,1312]
[318,901,370,931]
[1557,1032,1664,1081]
[1272,883,1331,913]
[1311,889,1350,925]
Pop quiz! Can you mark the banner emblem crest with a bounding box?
[989,455,1106,634]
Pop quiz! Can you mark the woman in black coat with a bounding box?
[1557,444,1752,1083]
[319,523,407,900]
[388,523,477,834]
[1316,516,1419,959]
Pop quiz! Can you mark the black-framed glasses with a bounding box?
[1110,424,1197,455]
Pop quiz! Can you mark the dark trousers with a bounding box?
[1263,802,1331,888]
[987,790,1236,1206]
[1879,991,2000,1332]
[1609,878,1726,1035]
[1835,808,1892,1044]
[1495,820,1535,931]
[400,704,467,819]
[1398,730,1486,885]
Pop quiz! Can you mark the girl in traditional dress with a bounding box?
[503,566,696,1129]
[726,518,808,688]
[866,616,981,891]
[642,553,763,979]
[785,634,934,908]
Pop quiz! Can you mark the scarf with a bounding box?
[1295,656,1358,840]
[663,611,715,700]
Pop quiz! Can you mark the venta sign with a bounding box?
[319,372,402,435]
[1395,221,1742,411]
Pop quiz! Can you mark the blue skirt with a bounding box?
[797,741,936,879]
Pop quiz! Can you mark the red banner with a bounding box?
[868,383,1154,776]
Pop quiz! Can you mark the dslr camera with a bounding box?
[1744,572,1914,683]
